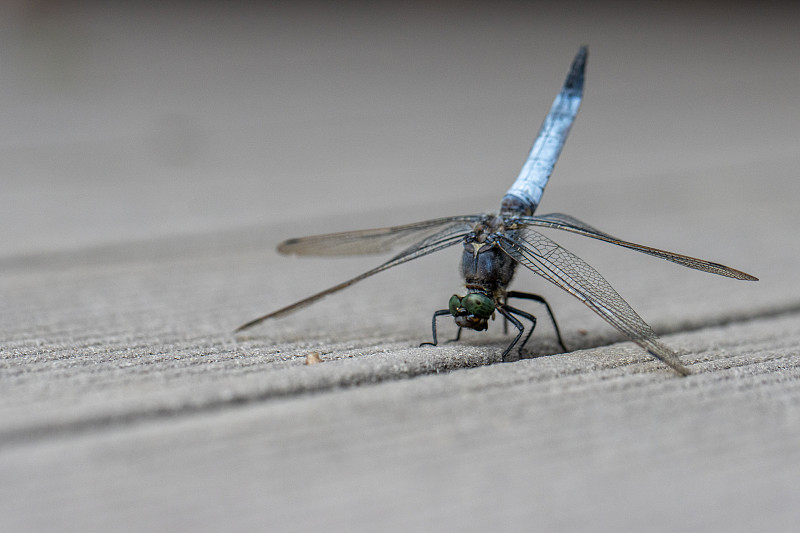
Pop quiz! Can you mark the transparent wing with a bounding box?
[498,228,690,375]
[278,215,483,256]
[236,220,474,332]
[516,213,758,281]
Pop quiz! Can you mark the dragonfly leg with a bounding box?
[502,294,510,335]
[506,291,568,352]
[420,309,452,348]
[496,306,532,361]
[447,327,463,343]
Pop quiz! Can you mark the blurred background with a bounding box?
[2,0,798,257]
[2,0,799,345]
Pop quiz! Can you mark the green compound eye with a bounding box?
[461,293,495,318]
[448,294,462,316]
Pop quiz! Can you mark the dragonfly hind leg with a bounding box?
[504,291,568,352]
[497,305,538,361]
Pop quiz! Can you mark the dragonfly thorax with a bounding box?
[461,221,519,294]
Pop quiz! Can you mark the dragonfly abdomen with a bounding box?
[501,46,586,216]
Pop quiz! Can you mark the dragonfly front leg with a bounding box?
[420,309,451,347]
[506,290,567,352]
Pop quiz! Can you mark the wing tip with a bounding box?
[234,317,262,333]
[673,363,692,377]
[647,349,691,376]
[708,261,758,281]
[276,238,299,255]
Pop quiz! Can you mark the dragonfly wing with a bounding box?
[278,215,482,256]
[521,213,610,236]
[498,228,690,375]
[517,213,758,281]
[236,220,474,332]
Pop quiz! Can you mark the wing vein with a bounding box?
[516,213,757,281]
[498,228,689,375]
[236,222,473,332]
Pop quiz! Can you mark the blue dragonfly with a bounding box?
[236,47,757,375]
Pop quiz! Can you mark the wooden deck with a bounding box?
[2,3,799,531]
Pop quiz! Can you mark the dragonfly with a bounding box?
[236,46,757,376]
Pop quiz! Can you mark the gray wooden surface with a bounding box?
[2,3,799,532]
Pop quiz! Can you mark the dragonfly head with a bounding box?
[449,292,495,331]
